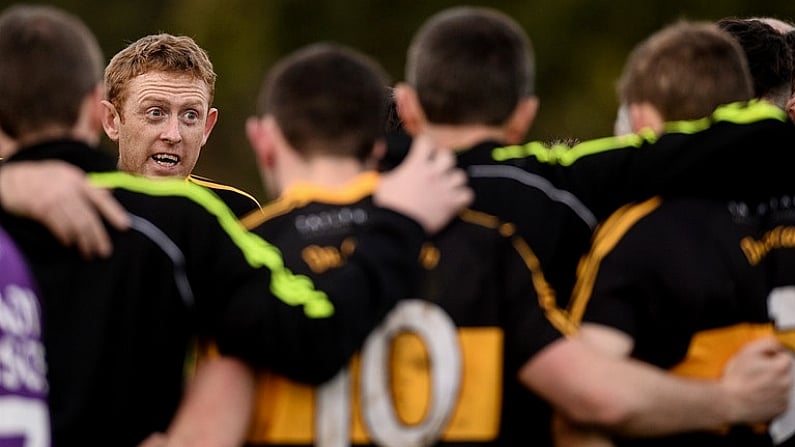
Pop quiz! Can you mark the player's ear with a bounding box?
[247,116,275,168]
[201,107,219,146]
[504,95,539,144]
[101,99,120,142]
[629,102,665,136]
[393,83,426,136]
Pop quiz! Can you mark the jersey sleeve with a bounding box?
[195,195,424,384]
[542,101,794,220]
[92,172,425,384]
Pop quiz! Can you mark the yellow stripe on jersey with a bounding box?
[567,197,662,326]
[511,234,573,336]
[671,323,795,375]
[459,208,570,335]
[670,323,774,378]
[88,172,334,318]
[247,327,503,444]
[187,175,264,209]
[458,208,502,229]
[238,207,266,230]
[241,171,380,230]
[740,226,795,266]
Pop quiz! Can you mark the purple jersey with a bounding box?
[0,227,48,447]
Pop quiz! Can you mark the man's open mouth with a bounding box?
[152,153,180,167]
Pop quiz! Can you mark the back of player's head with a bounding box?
[717,18,793,108]
[0,4,103,139]
[256,42,389,161]
[405,6,535,126]
[618,21,753,122]
[104,33,217,114]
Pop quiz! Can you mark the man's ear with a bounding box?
[393,83,426,136]
[101,99,121,142]
[246,115,279,169]
[629,102,665,135]
[504,96,539,144]
[201,107,219,146]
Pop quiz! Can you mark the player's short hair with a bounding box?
[257,43,389,161]
[405,6,535,126]
[0,4,103,138]
[618,21,753,121]
[717,18,793,108]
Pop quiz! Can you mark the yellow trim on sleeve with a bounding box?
[88,172,333,318]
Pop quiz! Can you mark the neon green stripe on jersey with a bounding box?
[88,172,334,318]
[553,129,658,166]
[664,100,786,134]
[663,116,711,134]
[492,130,657,166]
[492,100,786,165]
[711,99,787,124]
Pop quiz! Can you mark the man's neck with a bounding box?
[421,123,507,152]
[279,156,369,193]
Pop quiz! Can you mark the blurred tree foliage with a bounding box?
[12,0,795,202]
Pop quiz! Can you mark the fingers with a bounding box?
[51,188,114,260]
[374,133,473,234]
[449,172,474,209]
[728,336,790,376]
[87,186,130,231]
[723,336,793,423]
[412,136,471,204]
[739,336,787,357]
[402,134,457,176]
[403,134,435,165]
[0,161,128,259]
[438,153,473,209]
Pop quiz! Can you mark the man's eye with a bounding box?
[146,108,165,118]
[184,111,199,121]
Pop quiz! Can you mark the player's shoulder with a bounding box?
[188,174,263,218]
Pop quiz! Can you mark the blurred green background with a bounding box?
[9,0,795,202]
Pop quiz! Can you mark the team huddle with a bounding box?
[1,3,795,447]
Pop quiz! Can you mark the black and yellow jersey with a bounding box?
[237,171,567,446]
[464,100,793,303]
[188,174,264,219]
[567,196,795,446]
[0,139,425,447]
[226,100,795,447]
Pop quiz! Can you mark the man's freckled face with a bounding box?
[115,71,216,178]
